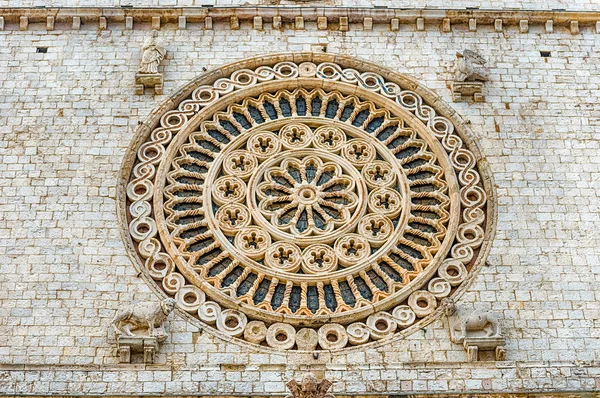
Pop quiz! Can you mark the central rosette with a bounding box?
[256,154,360,238]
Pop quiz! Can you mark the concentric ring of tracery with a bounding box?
[121,55,492,351]
[160,87,453,325]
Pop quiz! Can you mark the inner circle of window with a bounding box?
[200,118,412,282]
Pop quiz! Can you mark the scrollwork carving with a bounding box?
[266,322,296,350]
[244,320,268,344]
[318,324,348,350]
[391,305,416,328]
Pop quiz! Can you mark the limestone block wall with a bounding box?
[0,4,599,396]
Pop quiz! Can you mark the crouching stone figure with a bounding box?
[442,298,506,362]
[454,49,489,83]
[449,49,489,102]
[110,298,176,363]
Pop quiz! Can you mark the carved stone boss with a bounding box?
[135,29,166,95]
[110,298,176,363]
[449,49,489,102]
[443,298,506,361]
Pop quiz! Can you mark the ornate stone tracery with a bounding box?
[119,53,495,351]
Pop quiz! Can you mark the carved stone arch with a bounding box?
[117,52,496,352]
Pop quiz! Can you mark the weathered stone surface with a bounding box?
[0,0,598,8]
[110,298,176,342]
[120,54,491,352]
[135,29,166,94]
[1,1,600,396]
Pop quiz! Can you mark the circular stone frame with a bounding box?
[117,53,497,352]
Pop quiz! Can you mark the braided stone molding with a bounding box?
[118,53,496,351]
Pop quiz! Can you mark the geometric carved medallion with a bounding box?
[119,53,494,351]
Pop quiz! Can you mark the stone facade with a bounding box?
[1,1,600,396]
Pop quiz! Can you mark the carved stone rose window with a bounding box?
[119,53,495,351]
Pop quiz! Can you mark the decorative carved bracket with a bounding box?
[135,73,163,95]
[450,81,485,102]
[117,336,159,364]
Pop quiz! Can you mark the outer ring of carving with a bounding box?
[118,53,497,353]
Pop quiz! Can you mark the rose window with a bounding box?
[120,54,494,351]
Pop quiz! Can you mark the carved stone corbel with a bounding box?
[135,73,163,95]
[449,49,489,102]
[109,298,176,363]
[442,298,506,361]
[117,336,159,364]
[286,372,335,398]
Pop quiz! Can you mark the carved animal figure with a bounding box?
[111,298,176,342]
[442,298,501,341]
[454,49,489,82]
[286,372,334,398]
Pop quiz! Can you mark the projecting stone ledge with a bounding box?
[116,335,159,364]
[450,81,485,102]
[135,73,163,95]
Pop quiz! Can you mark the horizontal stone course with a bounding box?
[0,0,599,10]
[1,6,600,33]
